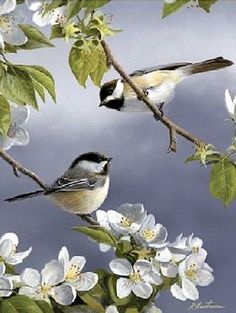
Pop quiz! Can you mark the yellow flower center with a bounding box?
[129,270,141,282]
[185,264,197,280]
[39,283,51,298]
[66,264,80,280]
[120,216,132,228]
[192,246,199,253]
[0,16,13,33]
[143,229,155,241]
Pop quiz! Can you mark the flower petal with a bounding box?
[69,256,86,272]
[41,260,65,286]
[140,214,156,230]
[32,10,52,27]
[2,25,27,46]
[160,263,178,278]
[109,258,132,276]
[0,233,18,246]
[132,281,153,299]
[20,268,41,287]
[0,239,13,258]
[5,247,32,265]
[170,283,187,301]
[99,243,111,252]
[26,0,43,11]
[182,277,199,301]
[196,269,214,286]
[145,271,163,285]
[155,247,172,263]
[10,105,30,127]
[9,127,30,146]
[0,0,16,15]
[96,210,110,229]
[50,6,67,26]
[133,260,151,276]
[19,286,41,299]
[116,277,132,298]
[58,246,69,267]
[52,283,76,305]
[0,277,13,297]
[0,136,14,150]
[71,272,98,291]
[0,262,6,275]
[106,305,119,313]
[225,89,235,119]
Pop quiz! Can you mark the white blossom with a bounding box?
[135,214,168,248]
[0,105,30,150]
[96,209,114,252]
[58,246,98,292]
[107,203,146,236]
[225,89,236,123]
[0,262,13,297]
[170,253,214,301]
[0,0,27,49]
[106,305,119,313]
[143,303,162,313]
[109,258,161,299]
[164,0,176,3]
[26,0,67,27]
[19,259,76,305]
[0,232,32,265]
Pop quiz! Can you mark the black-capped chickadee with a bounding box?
[99,57,233,113]
[5,152,112,215]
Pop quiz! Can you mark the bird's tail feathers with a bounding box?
[181,57,233,76]
[4,190,45,202]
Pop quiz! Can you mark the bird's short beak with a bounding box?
[99,101,105,107]
[107,157,113,162]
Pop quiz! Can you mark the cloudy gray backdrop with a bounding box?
[1,0,236,312]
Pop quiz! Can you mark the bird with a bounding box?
[99,57,233,114]
[5,152,112,215]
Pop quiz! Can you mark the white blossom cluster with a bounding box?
[96,204,214,302]
[0,232,98,305]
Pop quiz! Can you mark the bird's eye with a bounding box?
[107,89,113,95]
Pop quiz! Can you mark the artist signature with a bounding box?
[189,300,225,311]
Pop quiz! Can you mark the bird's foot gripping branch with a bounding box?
[0,204,214,313]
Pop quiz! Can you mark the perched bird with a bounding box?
[5,152,112,215]
[99,57,233,114]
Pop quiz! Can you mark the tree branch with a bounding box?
[101,40,207,152]
[0,148,98,226]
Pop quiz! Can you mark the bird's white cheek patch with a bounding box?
[113,79,124,98]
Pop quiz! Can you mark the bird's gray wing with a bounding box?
[46,176,98,194]
[130,62,192,77]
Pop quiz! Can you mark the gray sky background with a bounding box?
[1,1,236,312]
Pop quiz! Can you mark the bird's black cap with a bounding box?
[70,152,112,169]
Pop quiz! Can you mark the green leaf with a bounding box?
[125,309,139,313]
[73,225,117,246]
[89,43,108,87]
[0,296,46,313]
[64,306,97,313]
[209,159,236,207]
[32,79,46,103]
[79,284,106,313]
[198,0,218,12]
[84,0,110,9]
[35,301,54,313]
[69,41,96,87]
[50,25,64,40]
[16,65,56,102]
[0,67,38,109]
[0,95,10,138]
[162,0,190,18]
[67,0,84,19]
[43,0,67,15]
[19,24,54,50]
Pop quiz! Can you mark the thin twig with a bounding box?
[168,128,177,153]
[78,214,99,226]
[0,148,98,226]
[101,40,207,152]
